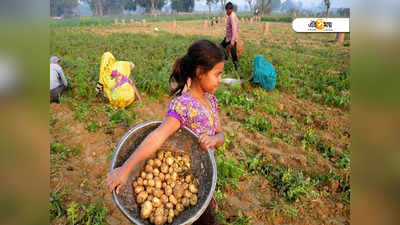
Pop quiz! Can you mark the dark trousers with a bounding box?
[192,202,218,225]
[220,37,238,70]
[50,85,65,103]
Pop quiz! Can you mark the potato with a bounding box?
[166,156,174,166]
[182,155,190,164]
[164,208,169,217]
[169,151,174,157]
[160,194,169,204]
[143,179,148,186]
[171,172,178,181]
[137,191,148,204]
[135,186,144,194]
[174,208,180,216]
[153,197,162,208]
[165,185,172,196]
[133,181,138,188]
[166,202,173,209]
[177,156,182,162]
[159,173,165,181]
[162,182,167,189]
[160,164,169,174]
[153,188,163,198]
[155,179,162,189]
[148,179,155,187]
[193,178,200,186]
[190,195,198,206]
[168,167,174,174]
[145,165,153,173]
[154,207,164,216]
[176,203,184,212]
[154,215,165,225]
[168,208,174,218]
[189,184,198,194]
[141,171,147,179]
[147,159,154,167]
[183,183,189,190]
[169,195,178,205]
[168,215,173,224]
[165,174,171,180]
[153,168,160,177]
[146,187,154,194]
[182,197,190,207]
[147,195,153,201]
[157,151,164,161]
[146,173,154,180]
[150,214,155,223]
[184,190,192,198]
[175,166,183,173]
[174,183,184,199]
[185,175,193,183]
[154,159,162,168]
[137,177,144,186]
[141,201,153,219]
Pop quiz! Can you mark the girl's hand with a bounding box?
[199,134,217,151]
[106,166,130,194]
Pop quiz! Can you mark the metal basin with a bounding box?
[110,120,217,225]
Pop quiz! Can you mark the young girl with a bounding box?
[106,40,225,225]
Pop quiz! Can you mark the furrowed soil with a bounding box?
[50,19,350,225]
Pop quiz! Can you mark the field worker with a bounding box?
[221,1,239,70]
[248,55,277,91]
[50,56,68,103]
[98,52,142,107]
[107,40,225,225]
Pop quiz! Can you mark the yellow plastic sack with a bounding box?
[99,52,135,107]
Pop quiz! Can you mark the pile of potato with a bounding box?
[132,150,200,225]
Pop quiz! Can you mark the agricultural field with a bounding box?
[50,15,350,225]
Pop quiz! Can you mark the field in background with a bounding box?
[50,17,350,225]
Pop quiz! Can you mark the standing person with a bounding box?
[106,40,225,225]
[221,2,239,70]
[50,56,68,103]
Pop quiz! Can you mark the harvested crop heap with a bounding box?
[133,150,200,225]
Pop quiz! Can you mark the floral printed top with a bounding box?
[111,69,134,91]
[167,92,219,136]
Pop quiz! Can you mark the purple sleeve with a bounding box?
[211,94,220,129]
[209,94,219,115]
[166,97,187,126]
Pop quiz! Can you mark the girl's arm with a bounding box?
[213,111,225,148]
[106,116,180,193]
[199,111,225,150]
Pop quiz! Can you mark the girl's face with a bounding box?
[198,62,224,94]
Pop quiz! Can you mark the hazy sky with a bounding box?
[198,0,349,9]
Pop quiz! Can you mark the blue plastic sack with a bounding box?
[252,55,276,91]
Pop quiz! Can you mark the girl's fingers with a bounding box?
[199,134,206,143]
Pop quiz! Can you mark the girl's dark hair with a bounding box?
[225,2,233,10]
[169,39,225,96]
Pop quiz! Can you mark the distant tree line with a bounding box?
[50,0,205,17]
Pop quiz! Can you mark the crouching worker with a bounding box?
[248,55,277,91]
[98,52,142,107]
[50,56,68,103]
